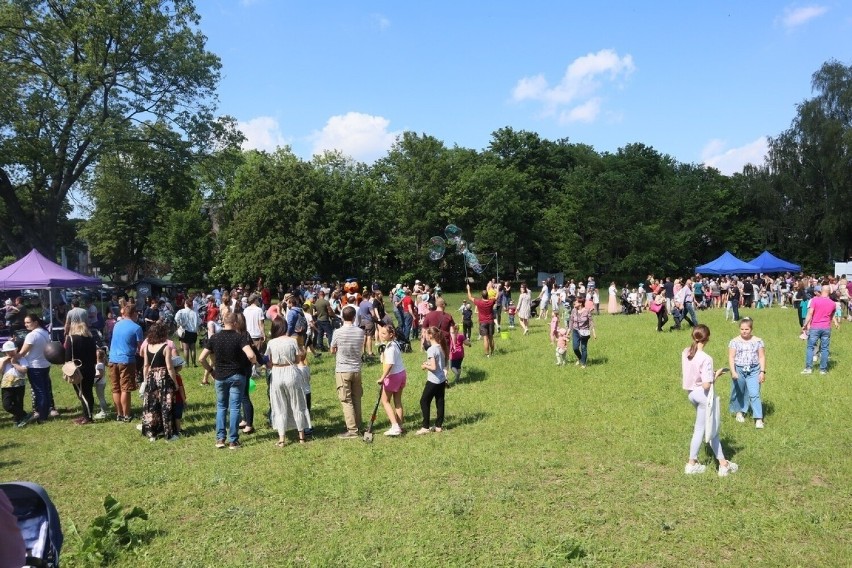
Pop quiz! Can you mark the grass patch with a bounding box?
[2,296,851,566]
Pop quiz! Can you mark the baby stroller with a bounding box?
[621,297,637,315]
[394,327,412,353]
[0,482,63,567]
[530,297,541,318]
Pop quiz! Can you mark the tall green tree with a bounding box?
[0,0,220,258]
[765,59,852,267]
[79,123,198,280]
[212,149,320,285]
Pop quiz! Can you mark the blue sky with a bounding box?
[197,1,850,174]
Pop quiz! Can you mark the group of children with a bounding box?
[374,320,468,437]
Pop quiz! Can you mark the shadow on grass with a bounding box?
[762,400,775,418]
[718,433,743,461]
[586,355,609,365]
[444,411,491,430]
[457,367,487,384]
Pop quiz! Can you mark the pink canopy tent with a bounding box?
[0,249,101,331]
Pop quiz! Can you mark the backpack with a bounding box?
[294,308,308,334]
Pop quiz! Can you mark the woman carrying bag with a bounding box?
[64,321,98,425]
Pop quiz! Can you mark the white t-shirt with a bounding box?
[24,328,51,368]
[382,341,405,375]
[243,304,264,339]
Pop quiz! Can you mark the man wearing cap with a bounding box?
[330,306,365,438]
[243,294,265,351]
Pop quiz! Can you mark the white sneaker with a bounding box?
[735,412,745,423]
[94,410,107,420]
[384,426,402,437]
[684,463,706,475]
[801,368,813,375]
[718,462,739,477]
[755,419,764,429]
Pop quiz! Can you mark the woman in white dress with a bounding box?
[516,283,532,335]
[607,282,619,315]
[265,317,309,446]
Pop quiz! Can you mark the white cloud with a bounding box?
[310,112,399,163]
[559,98,602,124]
[373,13,391,30]
[701,137,768,175]
[238,116,289,152]
[512,49,634,123]
[778,5,828,29]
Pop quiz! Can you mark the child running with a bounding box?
[417,326,448,435]
[682,324,739,476]
[376,322,406,436]
[449,324,465,384]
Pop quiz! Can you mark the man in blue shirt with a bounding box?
[109,304,144,422]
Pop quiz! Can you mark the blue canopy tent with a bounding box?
[748,251,801,273]
[695,251,759,275]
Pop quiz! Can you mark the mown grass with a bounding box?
[2,295,850,566]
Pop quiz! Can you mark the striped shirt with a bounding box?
[331,324,364,373]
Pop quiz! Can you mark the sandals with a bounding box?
[275,441,286,447]
[242,426,255,434]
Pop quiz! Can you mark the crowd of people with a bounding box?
[1,271,848,471]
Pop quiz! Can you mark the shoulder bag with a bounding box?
[62,337,83,385]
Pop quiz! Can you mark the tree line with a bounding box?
[1,2,849,287]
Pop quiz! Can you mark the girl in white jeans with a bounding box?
[682,324,739,477]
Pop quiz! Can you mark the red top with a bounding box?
[205,303,219,323]
[474,299,495,323]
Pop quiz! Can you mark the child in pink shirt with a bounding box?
[449,325,466,384]
[550,309,560,344]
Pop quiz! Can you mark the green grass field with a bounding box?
[2,295,850,566]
